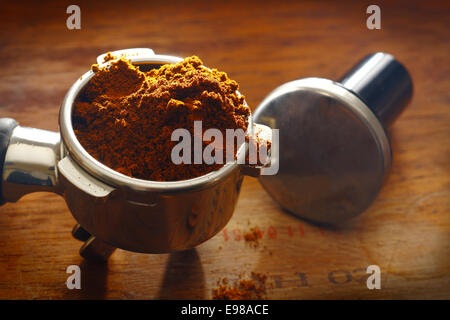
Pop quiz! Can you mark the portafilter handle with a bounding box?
[0,118,61,204]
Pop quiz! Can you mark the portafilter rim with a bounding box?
[60,54,249,193]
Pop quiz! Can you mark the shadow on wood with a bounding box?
[78,259,109,299]
[157,249,205,299]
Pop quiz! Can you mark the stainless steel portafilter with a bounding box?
[254,52,413,225]
[0,48,265,261]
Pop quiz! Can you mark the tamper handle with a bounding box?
[338,52,413,127]
[0,118,18,204]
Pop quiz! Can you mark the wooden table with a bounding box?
[0,0,448,299]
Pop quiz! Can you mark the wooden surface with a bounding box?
[0,0,449,299]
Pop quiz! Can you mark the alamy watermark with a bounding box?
[66,5,81,30]
[366,265,381,289]
[171,121,279,175]
[366,5,381,30]
[66,265,81,289]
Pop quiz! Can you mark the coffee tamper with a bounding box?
[254,52,413,225]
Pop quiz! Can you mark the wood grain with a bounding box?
[0,0,448,299]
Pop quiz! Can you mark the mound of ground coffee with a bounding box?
[73,55,250,181]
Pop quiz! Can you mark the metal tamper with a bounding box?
[254,52,413,225]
